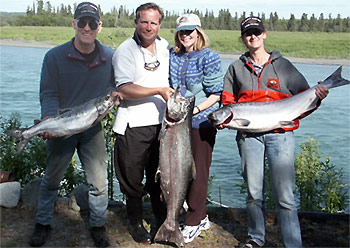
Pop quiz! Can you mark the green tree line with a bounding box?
[1,0,349,32]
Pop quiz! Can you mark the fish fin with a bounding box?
[321,66,350,89]
[91,112,110,127]
[93,110,113,126]
[158,122,168,140]
[234,119,250,127]
[192,160,197,180]
[16,139,30,153]
[155,168,161,183]
[154,221,184,247]
[5,129,30,153]
[279,121,296,128]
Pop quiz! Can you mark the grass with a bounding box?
[1,26,349,59]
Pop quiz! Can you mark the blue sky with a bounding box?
[2,0,349,19]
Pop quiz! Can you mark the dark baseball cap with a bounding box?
[241,16,265,35]
[74,2,100,22]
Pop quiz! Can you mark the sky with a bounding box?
[2,0,350,19]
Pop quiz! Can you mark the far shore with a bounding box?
[1,38,349,66]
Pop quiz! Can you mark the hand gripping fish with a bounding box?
[6,91,119,153]
[208,66,349,133]
[154,86,196,247]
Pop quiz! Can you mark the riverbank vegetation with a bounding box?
[1,26,349,59]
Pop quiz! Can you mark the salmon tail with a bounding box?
[322,66,350,89]
[5,129,30,153]
[154,222,185,247]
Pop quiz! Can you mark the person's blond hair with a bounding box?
[174,26,210,53]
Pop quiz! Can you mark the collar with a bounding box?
[67,38,107,67]
[240,49,282,64]
[67,38,107,64]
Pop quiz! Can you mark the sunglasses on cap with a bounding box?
[76,18,99,30]
[244,29,263,37]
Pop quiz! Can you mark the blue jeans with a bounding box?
[236,131,302,248]
[36,124,108,227]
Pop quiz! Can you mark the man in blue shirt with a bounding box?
[29,2,117,247]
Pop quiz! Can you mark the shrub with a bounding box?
[295,138,348,213]
[0,113,46,184]
[0,113,86,196]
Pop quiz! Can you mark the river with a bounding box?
[0,45,349,211]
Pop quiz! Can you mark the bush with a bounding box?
[0,113,86,196]
[0,113,46,185]
[236,137,349,213]
[295,137,348,213]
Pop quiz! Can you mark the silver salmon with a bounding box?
[6,91,118,153]
[208,66,349,133]
[154,86,196,247]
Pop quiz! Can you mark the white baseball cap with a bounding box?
[175,13,201,33]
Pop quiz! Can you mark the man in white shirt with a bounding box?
[112,2,174,244]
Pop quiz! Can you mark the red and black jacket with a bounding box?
[222,49,319,132]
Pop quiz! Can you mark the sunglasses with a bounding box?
[142,48,160,71]
[244,29,263,37]
[144,60,160,71]
[178,29,195,36]
[76,18,99,30]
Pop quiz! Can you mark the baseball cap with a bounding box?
[74,2,100,22]
[175,13,201,33]
[241,16,265,35]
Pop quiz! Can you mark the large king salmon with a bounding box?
[6,91,119,153]
[154,86,196,247]
[208,66,349,133]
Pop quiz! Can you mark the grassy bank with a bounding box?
[1,26,349,59]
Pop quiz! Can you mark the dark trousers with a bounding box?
[185,127,217,226]
[114,124,162,200]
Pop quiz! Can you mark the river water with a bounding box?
[1,45,349,211]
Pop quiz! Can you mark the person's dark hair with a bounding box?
[134,2,164,24]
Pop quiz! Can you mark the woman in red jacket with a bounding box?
[221,16,328,248]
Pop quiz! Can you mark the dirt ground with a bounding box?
[1,198,349,248]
